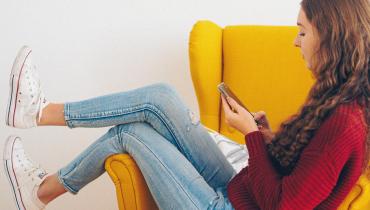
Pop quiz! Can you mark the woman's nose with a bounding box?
[294,37,300,47]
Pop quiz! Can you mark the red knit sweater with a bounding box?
[227,101,367,210]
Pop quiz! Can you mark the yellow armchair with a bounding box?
[105,20,370,210]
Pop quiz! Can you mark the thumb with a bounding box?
[253,111,266,120]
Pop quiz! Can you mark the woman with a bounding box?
[3,0,369,209]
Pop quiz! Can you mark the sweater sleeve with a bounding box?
[227,168,251,209]
[227,167,260,210]
[244,113,356,210]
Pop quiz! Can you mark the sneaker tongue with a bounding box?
[36,170,48,181]
[36,92,49,123]
[30,167,47,180]
[32,172,49,209]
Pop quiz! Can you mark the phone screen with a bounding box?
[217,82,259,124]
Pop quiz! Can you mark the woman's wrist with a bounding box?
[243,125,259,135]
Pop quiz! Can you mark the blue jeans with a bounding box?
[57,83,237,210]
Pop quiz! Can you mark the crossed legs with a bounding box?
[7,83,236,209]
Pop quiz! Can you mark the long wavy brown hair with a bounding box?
[267,0,370,177]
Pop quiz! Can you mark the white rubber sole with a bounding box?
[5,46,32,127]
[3,135,26,210]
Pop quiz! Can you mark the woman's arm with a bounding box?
[246,131,338,210]
[244,113,362,210]
[227,167,260,210]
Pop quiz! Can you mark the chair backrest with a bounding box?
[188,20,370,210]
[189,20,314,144]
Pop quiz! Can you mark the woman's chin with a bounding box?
[305,62,312,70]
[302,56,311,69]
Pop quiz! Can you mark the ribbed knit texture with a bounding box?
[227,101,367,210]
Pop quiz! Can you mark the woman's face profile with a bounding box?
[294,7,318,70]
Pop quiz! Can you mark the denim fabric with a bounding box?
[57,83,237,210]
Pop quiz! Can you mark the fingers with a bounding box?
[254,111,266,120]
[254,111,267,127]
[221,95,232,115]
[256,111,266,116]
[254,111,271,130]
[225,97,241,113]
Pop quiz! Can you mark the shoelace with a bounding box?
[17,165,45,190]
[30,64,45,123]
[14,148,46,189]
[36,93,46,123]
[24,63,47,123]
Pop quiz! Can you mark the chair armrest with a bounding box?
[338,175,370,210]
[189,20,223,131]
[105,154,158,210]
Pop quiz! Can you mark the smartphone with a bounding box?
[218,82,259,124]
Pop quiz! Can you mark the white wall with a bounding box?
[0,0,300,209]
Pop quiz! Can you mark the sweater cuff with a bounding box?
[245,131,266,157]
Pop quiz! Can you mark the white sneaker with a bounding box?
[207,130,248,173]
[3,135,48,210]
[5,46,49,128]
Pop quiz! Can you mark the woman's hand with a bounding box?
[220,95,259,135]
[251,111,275,144]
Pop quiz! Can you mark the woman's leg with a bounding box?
[50,123,234,209]
[42,83,235,190]
[37,103,66,126]
[37,174,66,204]
[6,46,234,191]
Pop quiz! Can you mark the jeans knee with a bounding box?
[113,123,131,136]
[151,82,178,97]
[148,83,183,106]
[146,83,200,127]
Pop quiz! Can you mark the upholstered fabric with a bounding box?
[105,20,370,210]
[105,154,158,210]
